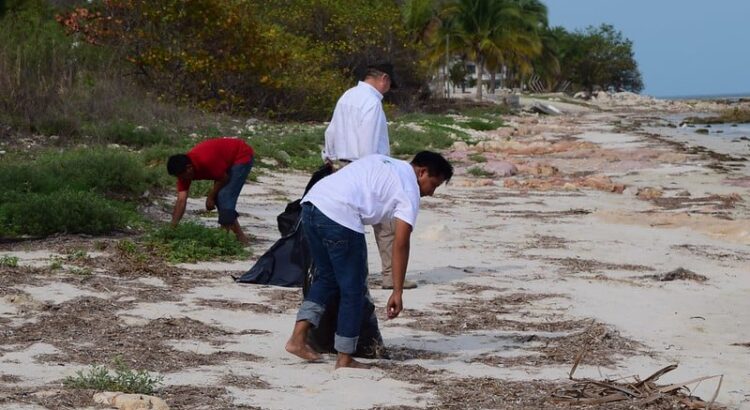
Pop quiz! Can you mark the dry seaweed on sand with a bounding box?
[1,296,261,372]
[646,267,708,283]
[0,386,97,410]
[384,346,450,361]
[257,288,303,313]
[402,291,580,336]
[378,363,563,409]
[553,363,725,409]
[158,385,262,409]
[475,322,644,368]
[545,256,655,274]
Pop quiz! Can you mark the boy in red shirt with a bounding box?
[167,137,254,244]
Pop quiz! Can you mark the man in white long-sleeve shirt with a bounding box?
[322,62,417,290]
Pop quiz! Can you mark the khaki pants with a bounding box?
[373,218,395,279]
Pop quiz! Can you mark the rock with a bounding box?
[523,163,558,177]
[636,187,663,200]
[484,161,517,177]
[695,128,709,134]
[451,177,495,187]
[451,141,469,151]
[93,392,169,410]
[595,91,611,102]
[573,91,589,99]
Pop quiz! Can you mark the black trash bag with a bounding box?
[236,163,333,286]
[234,215,309,287]
[304,270,386,359]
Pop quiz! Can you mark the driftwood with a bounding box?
[555,339,725,408]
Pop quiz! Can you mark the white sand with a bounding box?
[1,104,749,409]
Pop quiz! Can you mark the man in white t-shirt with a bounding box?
[286,151,453,369]
[322,62,417,290]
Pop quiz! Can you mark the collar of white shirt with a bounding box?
[358,81,383,100]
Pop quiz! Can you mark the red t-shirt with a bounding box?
[177,137,254,191]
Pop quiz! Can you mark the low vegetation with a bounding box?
[685,107,750,125]
[64,357,163,394]
[148,222,249,263]
[0,148,155,237]
[0,255,19,267]
[467,166,495,178]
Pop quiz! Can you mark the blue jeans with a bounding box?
[296,203,368,354]
[216,158,253,226]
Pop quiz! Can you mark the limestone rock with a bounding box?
[93,392,169,410]
[484,161,518,177]
[451,141,469,151]
[636,187,663,200]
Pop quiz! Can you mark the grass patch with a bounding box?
[148,222,249,263]
[241,123,325,171]
[390,125,457,156]
[458,118,501,131]
[0,255,19,267]
[467,166,495,178]
[389,108,507,156]
[82,121,174,148]
[64,357,162,394]
[468,153,487,163]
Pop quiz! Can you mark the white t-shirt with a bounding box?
[322,81,389,161]
[302,155,419,233]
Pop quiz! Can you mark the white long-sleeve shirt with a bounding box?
[322,81,389,161]
[303,155,419,234]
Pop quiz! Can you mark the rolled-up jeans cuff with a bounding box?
[334,334,359,354]
[296,300,325,327]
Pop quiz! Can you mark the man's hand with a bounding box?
[386,291,403,319]
[205,195,216,211]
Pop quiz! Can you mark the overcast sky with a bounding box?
[544,0,750,97]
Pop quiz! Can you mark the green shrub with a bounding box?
[39,148,152,197]
[0,190,135,237]
[468,153,487,163]
[0,255,19,267]
[148,222,249,263]
[64,357,162,394]
[467,166,495,178]
[459,118,499,131]
[0,148,152,199]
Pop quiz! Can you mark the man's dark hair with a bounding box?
[411,151,453,182]
[167,154,191,176]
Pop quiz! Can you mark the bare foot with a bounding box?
[335,355,371,369]
[285,340,321,362]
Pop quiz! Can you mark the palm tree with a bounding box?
[441,0,545,100]
[401,0,442,45]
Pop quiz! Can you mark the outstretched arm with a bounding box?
[387,218,412,319]
[171,190,189,227]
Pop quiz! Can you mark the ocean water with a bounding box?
[678,122,750,140]
[659,92,750,101]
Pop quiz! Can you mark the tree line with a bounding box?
[2,0,643,124]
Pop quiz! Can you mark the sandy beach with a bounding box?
[1,95,749,409]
